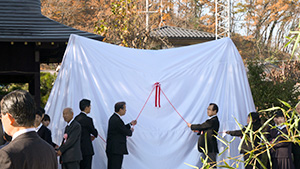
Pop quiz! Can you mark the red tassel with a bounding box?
[158,85,161,107]
[154,82,161,108]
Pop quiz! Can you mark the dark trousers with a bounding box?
[293,154,300,169]
[201,152,217,168]
[80,155,92,169]
[244,153,262,169]
[62,161,80,169]
[107,153,124,169]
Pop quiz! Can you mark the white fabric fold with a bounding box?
[46,34,255,169]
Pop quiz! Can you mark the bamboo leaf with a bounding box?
[259,107,281,112]
[184,163,199,169]
[256,157,267,169]
[290,33,300,59]
[284,36,296,48]
[278,99,291,108]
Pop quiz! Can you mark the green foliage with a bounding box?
[0,73,57,108]
[94,0,149,48]
[94,0,172,49]
[247,60,300,113]
[0,83,28,97]
[40,72,57,107]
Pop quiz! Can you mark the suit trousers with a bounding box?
[80,155,92,169]
[62,161,80,169]
[201,152,217,168]
[107,154,124,169]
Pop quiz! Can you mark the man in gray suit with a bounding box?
[57,107,82,169]
[0,90,57,169]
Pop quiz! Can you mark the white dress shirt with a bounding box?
[12,128,36,141]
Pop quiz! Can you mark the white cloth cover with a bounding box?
[46,34,255,169]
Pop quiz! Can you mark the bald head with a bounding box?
[63,108,74,123]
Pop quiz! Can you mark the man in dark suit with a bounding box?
[0,90,57,169]
[35,107,54,146]
[75,99,98,169]
[106,101,137,169]
[57,107,82,169]
[187,103,220,168]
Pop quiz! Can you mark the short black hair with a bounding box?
[275,110,284,118]
[42,114,50,122]
[1,90,36,127]
[36,107,45,117]
[79,99,91,111]
[248,112,259,119]
[209,103,218,113]
[248,112,261,123]
[115,102,126,112]
[248,112,261,131]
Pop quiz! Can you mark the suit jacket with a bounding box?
[75,112,98,156]
[191,116,219,153]
[0,131,57,169]
[228,125,261,154]
[37,125,53,146]
[106,113,132,155]
[59,120,82,163]
[269,127,293,158]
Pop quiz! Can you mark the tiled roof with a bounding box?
[0,0,103,42]
[150,26,215,40]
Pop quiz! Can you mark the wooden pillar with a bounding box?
[34,73,40,107]
[33,50,41,107]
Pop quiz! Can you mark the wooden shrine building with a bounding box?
[150,26,216,48]
[0,0,103,106]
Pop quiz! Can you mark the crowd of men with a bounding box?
[0,90,136,169]
[0,90,299,169]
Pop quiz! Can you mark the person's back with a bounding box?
[0,131,57,169]
[74,99,98,169]
[75,112,97,155]
[0,90,57,169]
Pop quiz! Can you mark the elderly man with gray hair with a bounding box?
[57,108,82,169]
